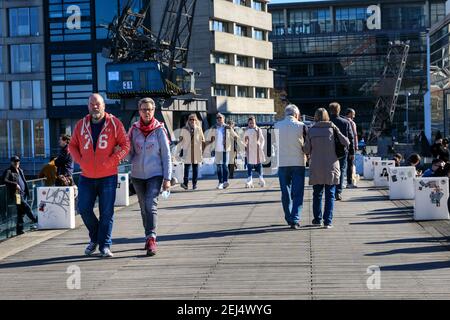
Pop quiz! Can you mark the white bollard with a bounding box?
[115,173,129,206]
[373,160,396,187]
[363,156,381,180]
[388,167,415,200]
[199,157,216,176]
[414,177,449,221]
[171,161,184,185]
[37,186,76,229]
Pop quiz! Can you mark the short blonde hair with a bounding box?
[314,108,330,122]
[138,97,156,110]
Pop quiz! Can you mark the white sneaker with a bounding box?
[259,177,266,187]
[217,183,224,190]
[223,182,230,189]
[245,177,253,188]
[84,242,98,256]
[101,247,114,258]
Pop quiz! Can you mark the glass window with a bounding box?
[255,58,266,70]
[335,7,371,32]
[12,81,41,109]
[0,82,6,109]
[212,20,228,33]
[255,87,267,98]
[0,120,7,158]
[236,55,249,67]
[212,52,230,64]
[11,45,31,73]
[214,85,230,96]
[11,120,21,157]
[49,1,91,41]
[253,29,264,40]
[237,86,251,97]
[235,24,248,37]
[0,46,3,73]
[9,7,40,37]
[34,119,45,157]
[252,1,263,11]
[22,120,32,158]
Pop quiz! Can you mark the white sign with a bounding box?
[115,173,129,206]
[363,156,381,179]
[373,160,396,187]
[388,167,415,200]
[367,5,381,30]
[414,177,449,220]
[37,187,76,229]
[66,5,81,30]
[123,81,133,89]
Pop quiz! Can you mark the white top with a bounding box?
[215,126,225,152]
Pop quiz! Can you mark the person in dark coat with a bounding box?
[55,134,74,177]
[2,156,38,235]
[328,102,355,201]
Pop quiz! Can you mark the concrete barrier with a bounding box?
[115,173,129,207]
[373,160,395,187]
[37,186,76,229]
[388,166,415,200]
[414,177,449,221]
[363,156,381,179]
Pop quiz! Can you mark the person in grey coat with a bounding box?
[304,108,350,229]
[128,97,172,256]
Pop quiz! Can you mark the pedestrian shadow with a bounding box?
[226,189,280,195]
[365,245,450,256]
[381,260,450,271]
[349,219,413,225]
[345,196,389,202]
[161,200,280,210]
[366,237,449,245]
[359,208,413,216]
[0,254,131,270]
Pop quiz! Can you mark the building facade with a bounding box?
[430,3,450,138]
[0,0,49,173]
[151,0,275,125]
[269,0,446,142]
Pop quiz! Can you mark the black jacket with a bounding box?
[330,114,355,155]
[2,166,30,200]
[55,145,74,176]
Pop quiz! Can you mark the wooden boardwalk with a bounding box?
[1,177,450,299]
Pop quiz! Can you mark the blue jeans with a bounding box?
[247,163,262,178]
[131,176,163,239]
[278,166,306,225]
[217,152,229,183]
[313,184,336,226]
[336,153,348,194]
[77,175,117,251]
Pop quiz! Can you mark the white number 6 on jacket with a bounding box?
[98,134,108,149]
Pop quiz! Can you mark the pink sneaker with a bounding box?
[146,237,157,256]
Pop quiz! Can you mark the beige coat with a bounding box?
[304,121,350,185]
[244,127,266,165]
[274,116,307,167]
[177,126,205,164]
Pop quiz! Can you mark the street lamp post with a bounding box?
[406,92,411,143]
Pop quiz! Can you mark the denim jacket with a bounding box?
[128,126,172,181]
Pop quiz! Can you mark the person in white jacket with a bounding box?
[244,116,266,188]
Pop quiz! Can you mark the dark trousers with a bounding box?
[16,196,37,234]
[228,164,235,179]
[336,153,348,194]
[347,155,354,185]
[183,164,199,187]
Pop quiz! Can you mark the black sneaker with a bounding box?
[180,183,188,190]
[290,223,300,230]
[312,219,322,226]
[192,185,197,190]
[335,193,342,201]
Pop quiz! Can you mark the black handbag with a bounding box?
[333,127,346,160]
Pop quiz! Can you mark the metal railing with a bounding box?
[0,163,132,242]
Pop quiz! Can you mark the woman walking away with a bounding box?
[244,116,266,188]
[178,114,205,190]
[128,97,172,256]
[304,108,349,229]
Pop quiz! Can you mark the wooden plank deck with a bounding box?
[0,177,450,299]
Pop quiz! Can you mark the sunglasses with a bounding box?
[216,117,223,119]
[189,119,195,121]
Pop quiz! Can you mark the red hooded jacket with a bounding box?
[69,112,130,178]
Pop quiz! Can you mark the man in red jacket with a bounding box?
[69,93,130,258]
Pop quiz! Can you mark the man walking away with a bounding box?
[329,102,354,200]
[274,104,308,229]
[345,108,358,188]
